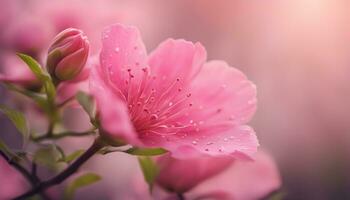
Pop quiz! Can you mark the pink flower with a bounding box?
[91,24,257,158]
[156,154,233,193]
[46,28,90,81]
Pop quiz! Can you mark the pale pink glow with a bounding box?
[0,53,41,89]
[0,157,28,200]
[91,24,258,158]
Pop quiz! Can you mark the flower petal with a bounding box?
[156,154,233,193]
[186,60,257,126]
[148,39,207,94]
[100,23,148,97]
[189,151,281,200]
[90,62,140,145]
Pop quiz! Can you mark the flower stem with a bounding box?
[0,151,51,200]
[13,137,105,200]
[31,129,96,142]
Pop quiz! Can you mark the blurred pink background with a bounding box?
[1,0,350,199]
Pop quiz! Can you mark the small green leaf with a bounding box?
[59,150,84,163]
[33,144,61,169]
[17,53,47,81]
[126,147,167,156]
[0,105,29,139]
[64,173,101,200]
[17,53,56,102]
[76,91,95,118]
[138,156,159,191]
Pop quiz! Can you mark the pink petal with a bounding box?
[139,61,258,159]
[55,47,89,80]
[100,23,148,97]
[156,154,233,193]
[146,125,259,159]
[187,60,257,126]
[90,62,140,145]
[148,39,206,95]
[189,151,281,200]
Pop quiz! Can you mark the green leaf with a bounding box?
[33,144,61,169]
[0,105,29,139]
[64,173,101,200]
[17,53,56,103]
[126,147,167,156]
[138,156,159,191]
[76,91,95,118]
[17,53,48,81]
[59,150,84,163]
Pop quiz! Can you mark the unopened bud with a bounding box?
[46,28,89,81]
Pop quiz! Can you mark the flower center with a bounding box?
[124,67,193,136]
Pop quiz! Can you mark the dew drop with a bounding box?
[207,142,214,145]
[168,102,173,106]
[150,114,158,120]
[114,47,120,53]
[189,120,194,124]
[192,141,198,145]
[223,138,228,142]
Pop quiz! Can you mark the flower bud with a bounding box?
[46,28,89,81]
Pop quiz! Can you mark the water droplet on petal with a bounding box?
[192,141,198,145]
[114,47,120,53]
[207,142,214,145]
[223,138,228,142]
[150,114,158,120]
[168,102,173,106]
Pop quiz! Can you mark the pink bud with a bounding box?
[46,28,89,81]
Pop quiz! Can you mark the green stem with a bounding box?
[14,138,105,200]
[32,129,96,142]
[0,151,51,200]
